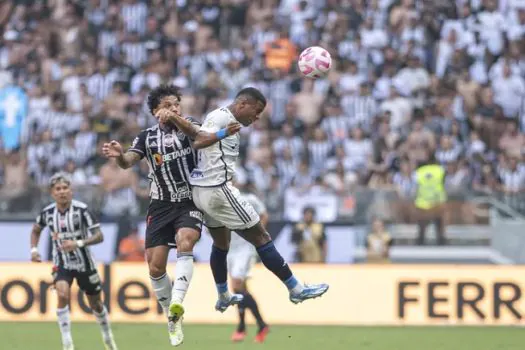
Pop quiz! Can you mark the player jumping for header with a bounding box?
[30,173,118,350]
[156,87,329,312]
[102,85,239,346]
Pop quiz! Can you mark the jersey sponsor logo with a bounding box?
[161,147,192,162]
[189,210,203,221]
[190,170,203,178]
[170,184,191,200]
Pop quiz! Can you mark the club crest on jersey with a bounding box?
[73,214,80,226]
[164,134,174,147]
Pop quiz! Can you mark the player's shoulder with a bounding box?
[41,202,57,213]
[71,199,89,210]
[206,107,233,121]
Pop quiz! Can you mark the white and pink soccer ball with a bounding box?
[297,46,332,79]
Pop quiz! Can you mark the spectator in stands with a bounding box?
[118,224,145,262]
[366,218,392,264]
[291,207,326,263]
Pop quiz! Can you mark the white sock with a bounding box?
[150,273,172,316]
[171,252,194,304]
[93,305,113,340]
[57,306,73,346]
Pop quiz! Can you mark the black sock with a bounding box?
[237,303,246,332]
[243,292,266,330]
[256,241,293,283]
[210,246,228,293]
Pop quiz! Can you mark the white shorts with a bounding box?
[192,182,260,230]
[228,248,256,280]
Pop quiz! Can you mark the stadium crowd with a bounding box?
[0,0,525,221]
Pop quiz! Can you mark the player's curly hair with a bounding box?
[147,84,182,115]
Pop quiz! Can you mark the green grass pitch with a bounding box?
[2,322,524,350]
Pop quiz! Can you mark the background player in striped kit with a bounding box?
[30,173,117,350]
[102,84,240,346]
[228,181,269,343]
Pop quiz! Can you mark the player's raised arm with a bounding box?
[102,132,146,169]
[157,110,241,150]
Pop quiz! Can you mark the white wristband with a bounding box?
[31,247,39,254]
[76,240,85,248]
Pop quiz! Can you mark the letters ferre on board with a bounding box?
[0,263,524,325]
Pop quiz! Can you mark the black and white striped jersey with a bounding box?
[36,200,99,272]
[129,121,199,202]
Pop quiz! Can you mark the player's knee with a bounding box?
[56,290,70,305]
[148,261,166,278]
[252,229,271,247]
[87,295,104,313]
[176,229,200,252]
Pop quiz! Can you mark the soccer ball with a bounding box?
[297,46,332,79]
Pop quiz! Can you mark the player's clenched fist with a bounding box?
[102,140,123,158]
[227,122,242,136]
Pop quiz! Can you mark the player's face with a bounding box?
[155,95,182,120]
[51,181,73,206]
[237,100,265,126]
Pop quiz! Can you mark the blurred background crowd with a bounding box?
[0,0,525,231]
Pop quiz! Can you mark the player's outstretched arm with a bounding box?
[30,224,43,262]
[159,111,241,149]
[102,140,142,169]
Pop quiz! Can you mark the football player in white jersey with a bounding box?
[228,182,268,343]
[156,87,328,313]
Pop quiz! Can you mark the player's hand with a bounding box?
[102,140,123,158]
[226,122,242,136]
[155,108,177,124]
[61,240,78,253]
[31,251,42,262]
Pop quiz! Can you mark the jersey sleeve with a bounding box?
[35,211,46,228]
[199,111,230,133]
[81,208,101,231]
[128,130,147,159]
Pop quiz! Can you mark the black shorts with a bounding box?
[145,200,203,249]
[53,266,102,296]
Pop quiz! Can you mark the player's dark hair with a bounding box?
[235,87,267,106]
[147,84,182,115]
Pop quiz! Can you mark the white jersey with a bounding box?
[230,193,267,252]
[190,107,240,187]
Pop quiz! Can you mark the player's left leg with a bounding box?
[79,271,117,350]
[166,211,202,347]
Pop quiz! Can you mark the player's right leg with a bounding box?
[54,269,75,350]
[207,225,244,312]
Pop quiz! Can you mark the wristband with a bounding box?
[76,240,85,248]
[31,247,38,254]
[215,129,228,140]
